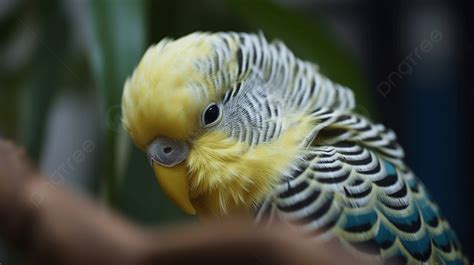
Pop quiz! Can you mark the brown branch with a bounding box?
[0,140,368,265]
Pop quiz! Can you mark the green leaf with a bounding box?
[20,0,70,161]
[87,0,147,206]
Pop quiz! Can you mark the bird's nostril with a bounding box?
[163,146,172,154]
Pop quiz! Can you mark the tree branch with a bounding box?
[0,140,367,265]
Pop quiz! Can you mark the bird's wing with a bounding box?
[256,110,466,265]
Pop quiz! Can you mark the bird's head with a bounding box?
[122,33,312,216]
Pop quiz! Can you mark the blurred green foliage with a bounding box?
[0,0,371,227]
[88,0,147,207]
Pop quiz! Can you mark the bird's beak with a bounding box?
[151,162,196,215]
[147,137,196,215]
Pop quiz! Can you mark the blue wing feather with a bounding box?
[257,111,467,264]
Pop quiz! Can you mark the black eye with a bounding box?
[202,103,221,127]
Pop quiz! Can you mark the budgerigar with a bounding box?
[122,32,467,264]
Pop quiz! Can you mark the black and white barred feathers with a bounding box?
[194,32,467,265]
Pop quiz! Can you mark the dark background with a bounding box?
[0,0,472,263]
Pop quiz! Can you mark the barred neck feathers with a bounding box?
[202,32,356,117]
[184,32,358,214]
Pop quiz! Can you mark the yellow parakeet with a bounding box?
[122,32,467,264]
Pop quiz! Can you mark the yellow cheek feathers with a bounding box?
[152,162,196,215]
[186,116,314,215]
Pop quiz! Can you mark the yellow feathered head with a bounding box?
[122,32,313,216]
